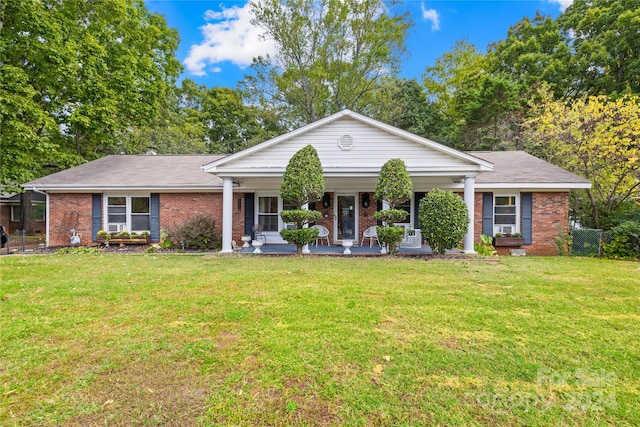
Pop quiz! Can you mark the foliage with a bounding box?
[418,189,469,255]
[525,94,640,230]
[279,145,325,253]
[553,225,573,257]
[0,0,182,190]
[373,158,413,210]
[475,234,497,256]
[603,221,640,260]
[242,0,410,126]
[168,215,220,251]
[280,145,325,209]
[374,209,409,226]
[375,225,406,255]
[54,247,103,255]
[280,227,320,250]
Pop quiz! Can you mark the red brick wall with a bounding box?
[527,192,569,256]
[48,194,94,247]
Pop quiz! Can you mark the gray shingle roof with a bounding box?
[24,155,226,190]
[469,151,591,185]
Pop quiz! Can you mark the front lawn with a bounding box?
[1,255,638,426]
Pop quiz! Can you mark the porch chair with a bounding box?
[252,224,266,243]
[312,225,330,246]
[361,226,380,247]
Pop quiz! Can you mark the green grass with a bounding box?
[1,254,638,426]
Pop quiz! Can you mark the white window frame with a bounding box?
[493,194,520,235]
[104,194,150,233]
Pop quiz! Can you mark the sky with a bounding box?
[145,0,572,89]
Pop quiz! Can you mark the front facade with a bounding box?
[24,110,591,255]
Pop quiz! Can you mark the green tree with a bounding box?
[279,145,324,254]
[558,0,640,97]
[373,158,413,254]
[525,94,640,230]
[242,0,410,127]
[418,189,469,255]
[0,0,181,190]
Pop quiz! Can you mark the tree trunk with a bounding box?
[20,192,34,234]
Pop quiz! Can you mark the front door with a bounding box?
[335,195,357,243]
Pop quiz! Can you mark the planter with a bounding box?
[241,236,252,248]
[493,237,525,247]
[252,240,263,254]
[342,239,353,255]
[97,237,149,245]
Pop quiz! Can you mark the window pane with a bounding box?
[108,197,126,206]
[131,197,149,214]
[258,197,278,214]
[11,206,21,221]
[396,201,411,224]
[108,214,126,223]
[495,215,516,225]
[259,215,278,232]
[132,215,150,230]
[283,202,296,211]
[495,206,516,214]
[495,196,515,206]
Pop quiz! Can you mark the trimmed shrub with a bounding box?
[603,221,640,259]
[169,214,220,251]
[419,189,469,255]
[376,225,406,255]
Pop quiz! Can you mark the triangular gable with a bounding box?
[203,110,492,177]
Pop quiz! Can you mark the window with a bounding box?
[395,200,412,225]
[257,196,279,232]
[494,195,518,234]
[106,196,150,233]
[11,203,45,222]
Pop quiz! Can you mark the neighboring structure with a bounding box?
[0,191,47,235]
[23,110,591,255]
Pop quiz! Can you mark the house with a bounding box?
[23,110,591,255]
[0,191,47,235]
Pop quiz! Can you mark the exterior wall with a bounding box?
[45,190,571,255]
[527,192,569,256]
[48,193,94,247]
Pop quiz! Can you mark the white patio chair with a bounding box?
[361,226,380,247]
[312,225,330,246]
[252,224,266,243]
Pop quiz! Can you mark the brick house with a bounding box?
[23,110,590,255]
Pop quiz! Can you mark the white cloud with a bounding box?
[420,3,440,31]
[183,2,276,77]
[547,0,573,12]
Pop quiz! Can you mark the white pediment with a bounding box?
[204,110,491,177]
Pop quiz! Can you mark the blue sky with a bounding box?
[145,0,571,89]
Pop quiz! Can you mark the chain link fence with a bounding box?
[571,228,611,257]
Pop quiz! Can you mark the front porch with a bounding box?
[236,242,463,256]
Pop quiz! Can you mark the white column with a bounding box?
[221,177,234,253]
[302,203,310,254]
[463,175,476,254]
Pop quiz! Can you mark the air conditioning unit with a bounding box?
[501,225,514,234]
[108,223,127,232]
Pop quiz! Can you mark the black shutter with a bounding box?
[244,193,255,237]
[482,192,494,236]
[91,194,102,242]
[521,192,533,244]
[150,194,160,242]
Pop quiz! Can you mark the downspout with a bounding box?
[31,187,49,248]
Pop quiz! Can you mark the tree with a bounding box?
[373,158,413,254]
[0,0,182,190]
[418,189,469,255]
[279,145,324,254]
[242,0,410,127]
[525,94,640,230]
[558,0,640,97]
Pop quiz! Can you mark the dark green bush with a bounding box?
[418,189,469,255]
[374,209,409,225]
[169,214,220,251]
[603,221,640,259]
[376,225,406,255]
[280,227,320,249]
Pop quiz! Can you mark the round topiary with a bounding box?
[418,189,469,255]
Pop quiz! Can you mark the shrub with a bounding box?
[603,221,640,259]
[475,234,496,256]
[376,226,406,255]
[418,189,469,255]
[169,215,220,251]
[280,227,320,248]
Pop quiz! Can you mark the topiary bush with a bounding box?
[376,225,406,255]
[169,214,220,251]
[418,189,469,255]
[603,220,640,259]
[279,145,325,254]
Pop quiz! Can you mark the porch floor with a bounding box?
[237,243,463,256]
